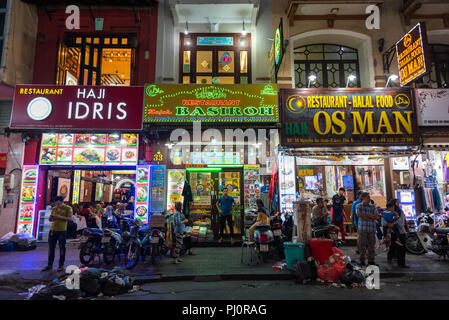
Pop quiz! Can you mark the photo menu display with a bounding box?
[17,165,39,235]
[40,133,139,166]
[135,166,150,224]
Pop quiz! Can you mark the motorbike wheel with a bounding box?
[103,244,115,264]
[259,251,269,263]
[405,234,426,255]
[151,244,159,265]
[79,242,94,265]
[125,243,141,270]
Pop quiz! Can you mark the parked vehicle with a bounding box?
[124,219,143,269]
[270,214,286,259]
[405,212,449,259]
[281,211,294,242]
[150,227,168,264]
[311,222,340,247]
[79,228,108,265]
[102,227,124,264]
[253,224,275,263]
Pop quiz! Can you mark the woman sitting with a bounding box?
[248,199,270,242]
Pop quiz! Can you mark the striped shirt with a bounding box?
[356,203,378,232]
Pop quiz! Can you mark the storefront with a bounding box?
[144,84,279,242]
[278,87,420,232]
[9,84,168,238]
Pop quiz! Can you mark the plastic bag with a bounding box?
[101,274,133,296]
[317,266,340,282]
[80,268,103,296]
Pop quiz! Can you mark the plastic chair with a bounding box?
[240,234,259,265]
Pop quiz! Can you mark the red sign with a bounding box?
[0,153,6,169]
[10,85,144,130]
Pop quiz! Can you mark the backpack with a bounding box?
[292,259,317,284]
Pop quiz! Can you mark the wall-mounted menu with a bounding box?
[16,165,39,235]
[150,165,166,213]
[40,133,139,165]
[279,155,296,214]
[244,165,261,211]
[135,165,150,224]
[167,169,185,212]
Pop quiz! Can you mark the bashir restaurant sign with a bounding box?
[144,84,279,123]
[280,88,418,147]
[396,22,430,87]
[10,85,144,130]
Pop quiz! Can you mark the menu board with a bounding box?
[150,165,166,213]
[279,155,296,214]
[167,169,185,212]
[16,165,39,235]
[135,165,150,224]
[40,133,139,165]
[244,165,261,211]
[72,170,81,204]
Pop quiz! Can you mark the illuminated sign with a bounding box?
[144,84,279,123]
[11,85,144,130]
[197,37,233,46]
[274,18,284,79]
[396,22,430,87]
[72,170,81,204]
[16,165,39,235]
[39,133,139,165]
[135,166,150,223]
[280,88,418,147]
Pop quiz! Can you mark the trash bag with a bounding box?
[340,270,365,286]
[80,268,104,296]
[14,242,37,251]
[101,274,133,296]
[317,266,340,282]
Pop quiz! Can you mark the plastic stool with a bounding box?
[241,237,259,265]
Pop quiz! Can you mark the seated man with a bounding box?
[249,199,270,242]
[311,198,329,227]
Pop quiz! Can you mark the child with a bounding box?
[382,201,403,247]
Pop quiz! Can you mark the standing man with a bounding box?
[216,189,236,245]
[41,196,73,272]
[332,187,346,242]
[356,192,379,266]
[351,191,363,254]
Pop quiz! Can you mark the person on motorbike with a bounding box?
[248,199,270,242]
[311,198,329,228]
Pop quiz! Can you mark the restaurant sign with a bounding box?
[144,84,279,123]
[280,88,418,147]
[396,22,430,87]
[10,85,144,130]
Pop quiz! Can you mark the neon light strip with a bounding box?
[72,170,81,204]
[16,165,39,236]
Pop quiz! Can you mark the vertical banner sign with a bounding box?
[166,169,185,213]
[72,170,81,204]
[150,165,166,213]
[274,18,284,81]
[396,22,430,87]
[135,166,150,224]
[279,155,296,214]
[17,165,39,235]
[243,165,261,211]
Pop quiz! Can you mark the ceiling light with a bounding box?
[184,20,189,35]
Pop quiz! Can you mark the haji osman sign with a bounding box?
[280,88,418,147]
[144,84,279,123]
[396,22,430,87]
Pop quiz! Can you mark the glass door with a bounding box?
[218,170,243,237]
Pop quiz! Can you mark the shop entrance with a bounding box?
[186,167,244,243]
[44,168,136,210]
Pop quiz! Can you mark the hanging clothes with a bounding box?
[433,187,441,212]
[420,186,428,212]
[182,180,193,218]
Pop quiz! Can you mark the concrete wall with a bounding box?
[0,0,37,86]
[155,0,273,84]
[274,0,449,89]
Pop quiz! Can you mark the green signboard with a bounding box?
[144,84,279,123]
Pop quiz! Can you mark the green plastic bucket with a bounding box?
[283,242,305,270]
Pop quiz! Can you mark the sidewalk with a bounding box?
[0,242,448,286]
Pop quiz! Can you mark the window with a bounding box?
[294,44,360,88]
[0,0,8,66]
[416,44,449,89]
[56,34,136,86]
[180,33,251,84]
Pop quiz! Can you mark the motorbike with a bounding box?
[253,224,275,263]
[405,212,449,259]
[123,218,143,269]
[101,227,125,264]
[149,227,168,264]
[281,211,294,242]
[270,214,286,260]
[79,227,109,265]
[311,222,340,246]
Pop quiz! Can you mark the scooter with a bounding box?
[405,212,449,259]
[79,228,108,265]
[253,224,275,263]
[311,222,340,246]
[270,214,286,260]
[150,227,168,264]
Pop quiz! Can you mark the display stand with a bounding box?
[292,200,312,244]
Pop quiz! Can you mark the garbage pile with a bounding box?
[0,232,36,252]
[25,267,139,300]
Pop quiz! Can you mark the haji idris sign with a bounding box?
[280,88,418,147]
[144,84,279,123]
[396,22,431,87]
